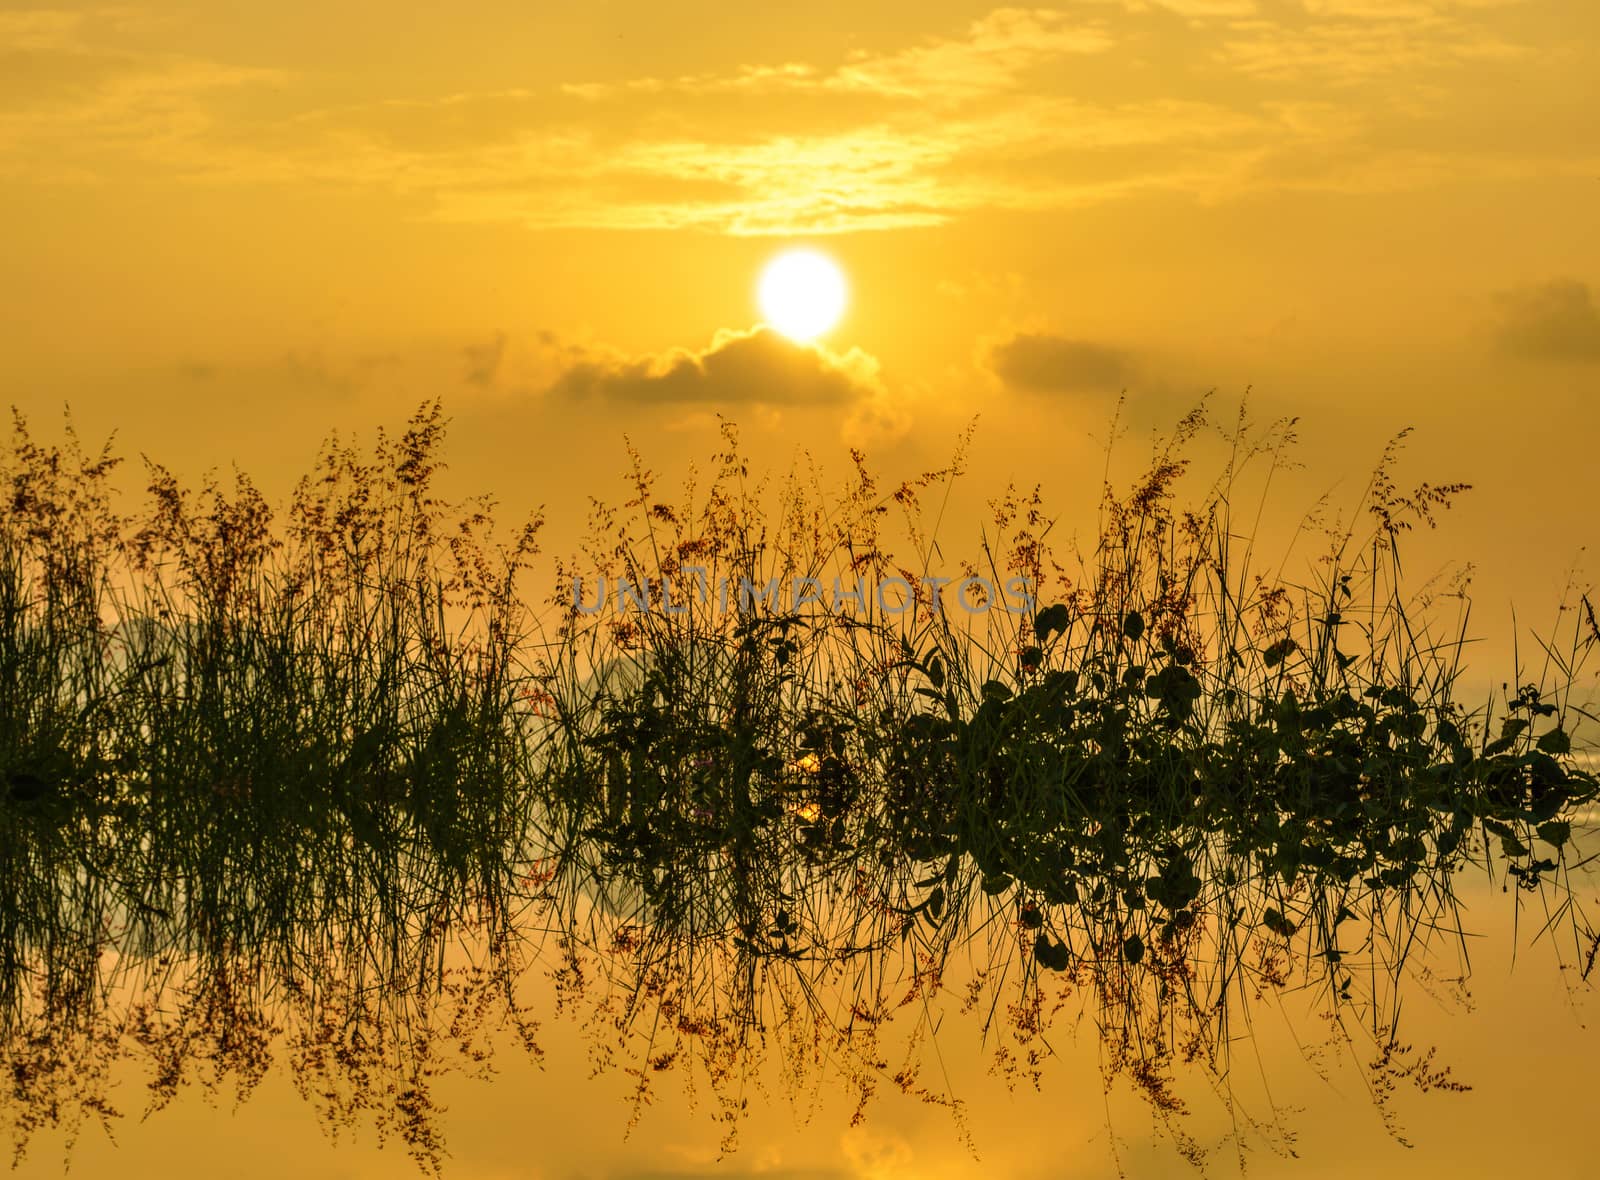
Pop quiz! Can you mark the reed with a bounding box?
[0,399,1592,1172]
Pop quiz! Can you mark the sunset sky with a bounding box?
[4,1,1599,1175]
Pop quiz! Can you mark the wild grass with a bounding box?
[0,399,1593,1172]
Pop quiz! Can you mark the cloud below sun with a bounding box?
[548,326,883,407]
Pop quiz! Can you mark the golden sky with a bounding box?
[4,1,1598,634]
[4,1,1600,1174]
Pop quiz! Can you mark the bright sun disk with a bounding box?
[757,249,848,342]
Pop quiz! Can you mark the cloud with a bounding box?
[778,7,1115,103]
[0,9,86,52]
[1492,278,1600,363]
[395,94,1277,236]
[1218,0,1531,83]
[989,333,1136,392]
[548,327,885,407]
[0,3,1577,235]
[563,8,1115,106]
[150,329,895,428]
[838,1127,915,1180]
[464,332,508,387]
[1301,0,1527,14]
[421,124,962,235]
[1150,0,1258,14]
[0,7,1272,228]
[0,7,283,178]
[292,0,1558,235]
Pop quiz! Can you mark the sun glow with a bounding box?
[757,249,848,342]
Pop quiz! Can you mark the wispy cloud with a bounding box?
[1218,15,1529,84]
[0,8,91,51]
[0,6,283,179]
[1,2,1586,234]
[563,8,1116,105]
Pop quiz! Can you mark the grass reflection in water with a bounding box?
[0,401,1593,1171]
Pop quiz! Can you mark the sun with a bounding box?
[757,249,848,342]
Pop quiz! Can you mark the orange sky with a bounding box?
[4,2,1600,1175]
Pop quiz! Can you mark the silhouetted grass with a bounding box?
[0,400,1593,1172]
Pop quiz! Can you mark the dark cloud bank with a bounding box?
[988,332,1136,393]
[1493,278,1600,363]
